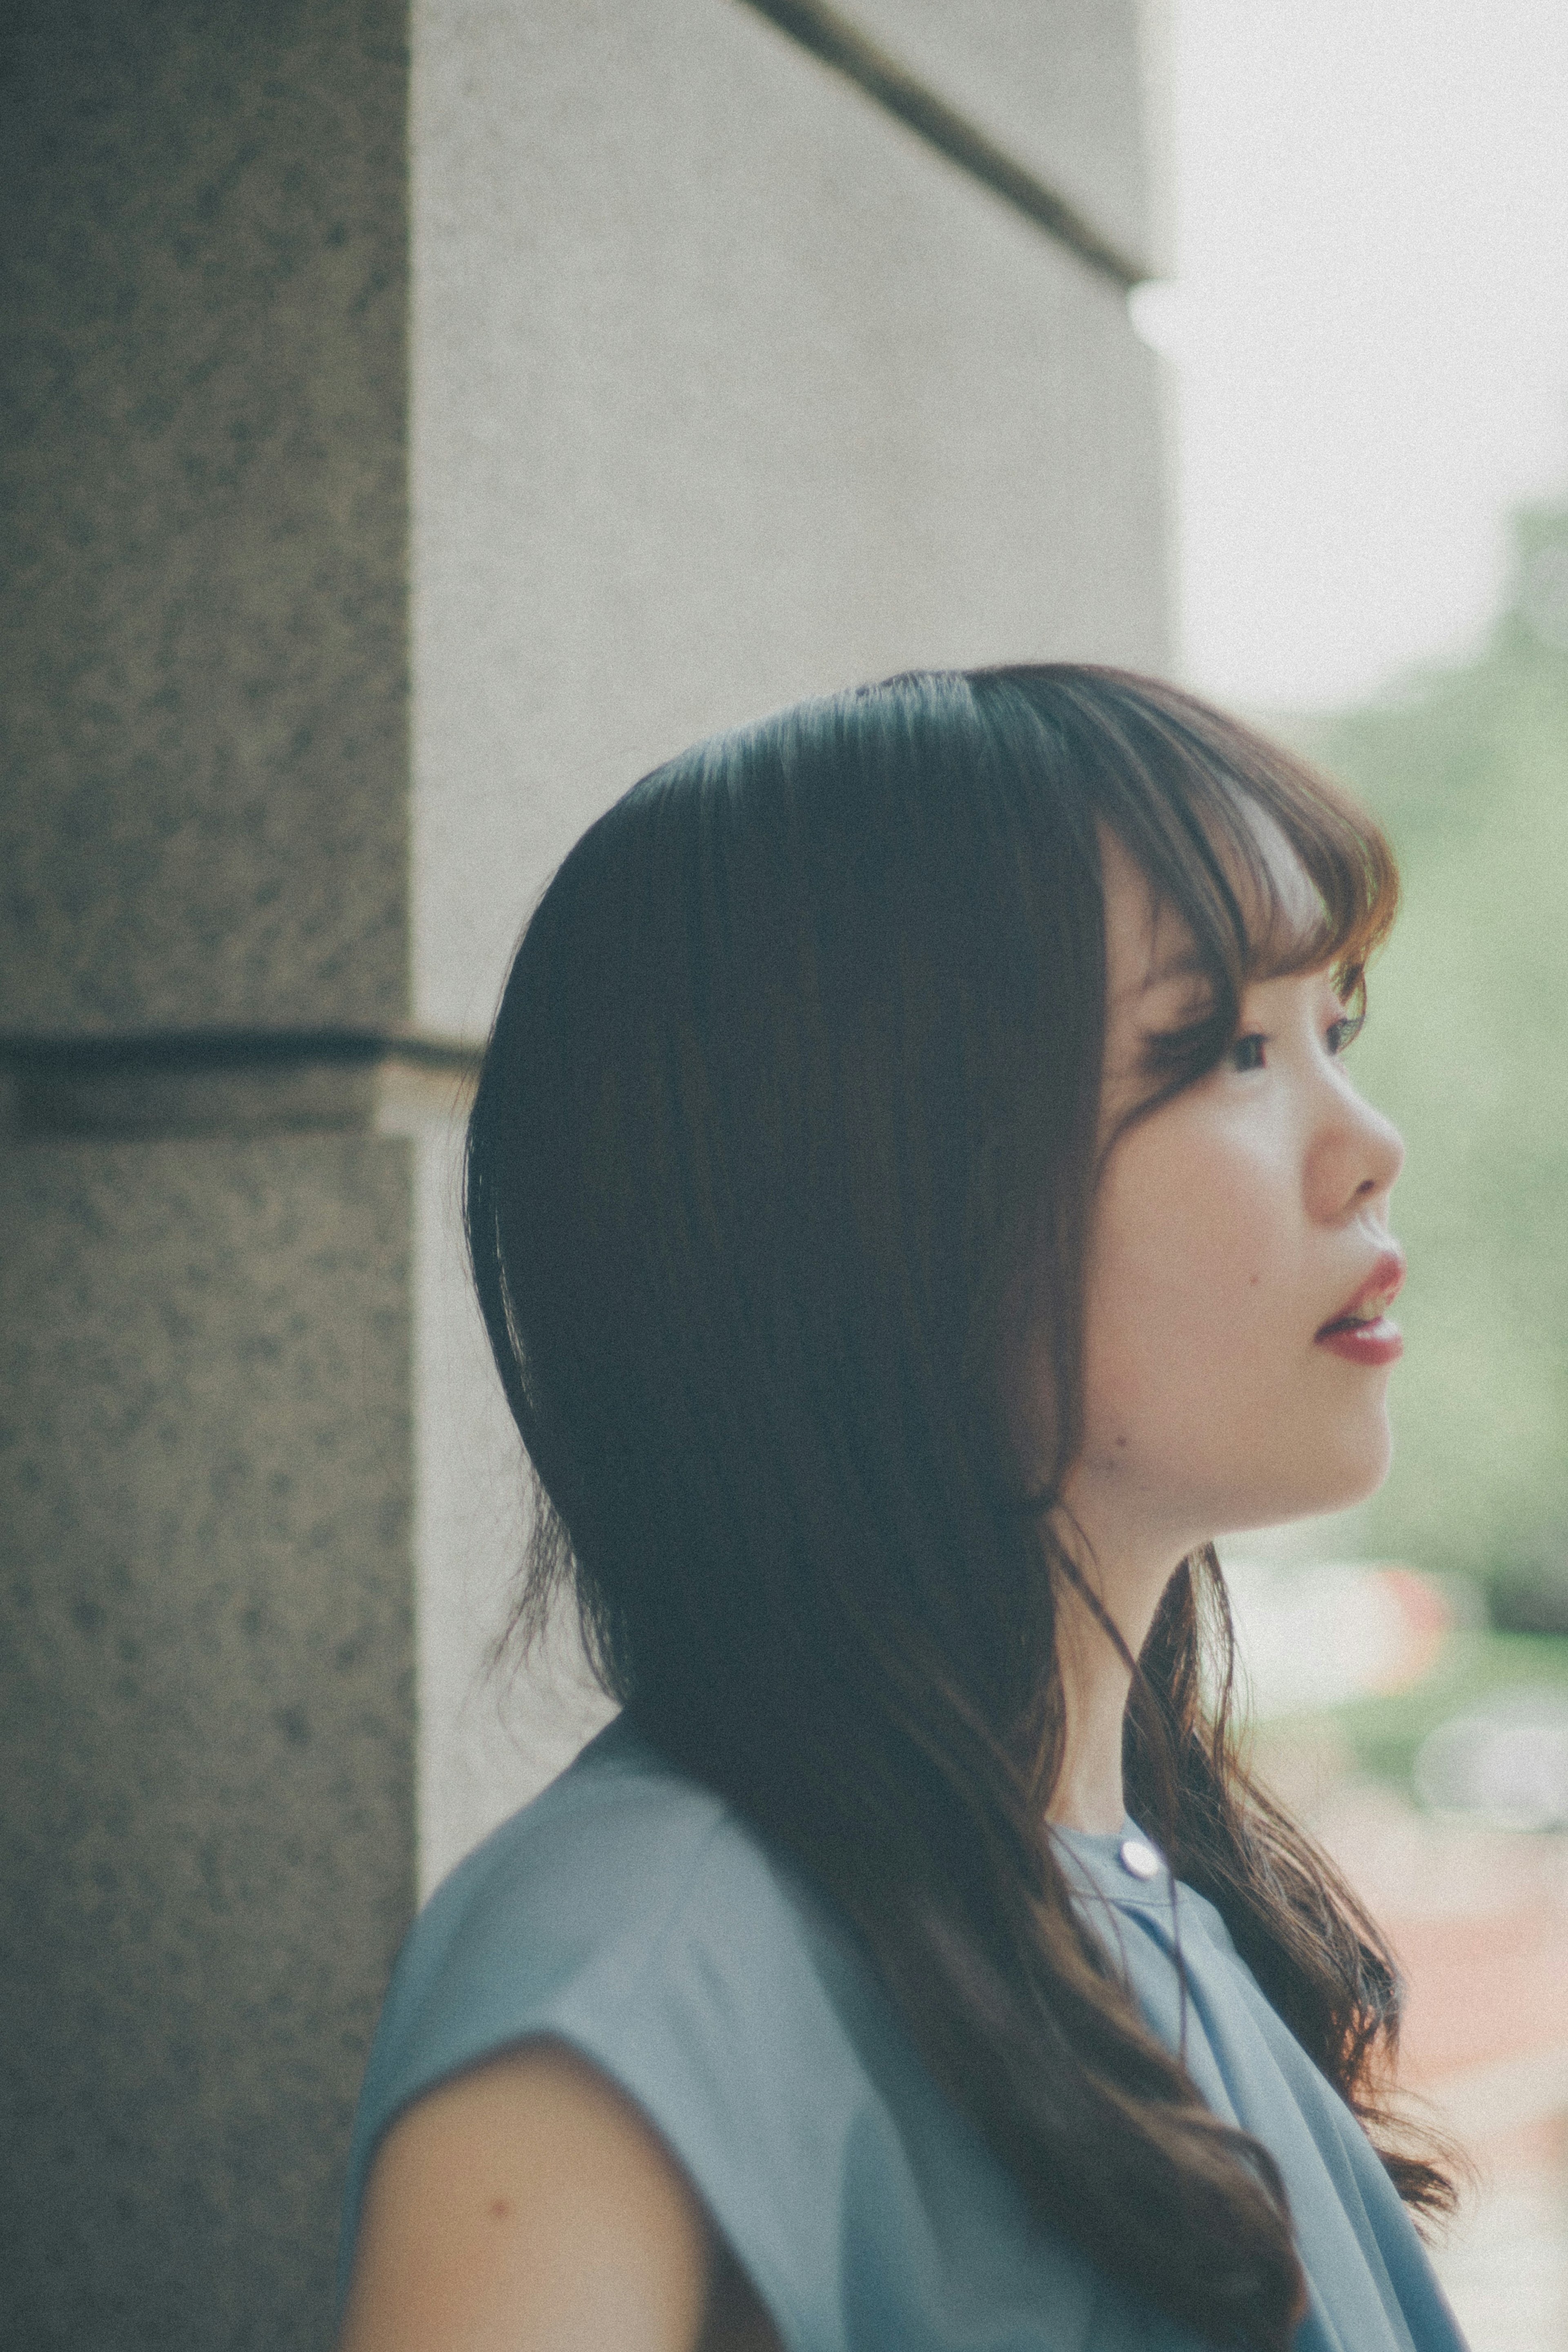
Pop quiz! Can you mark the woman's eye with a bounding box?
[1231,1033,1267,1072]
[1325,1012,1364,1056]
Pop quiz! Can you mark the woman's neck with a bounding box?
[1045,1527,1189,1834]
[1047,1639,1134,1831]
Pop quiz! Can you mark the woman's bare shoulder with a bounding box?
[337,2037,782,2352]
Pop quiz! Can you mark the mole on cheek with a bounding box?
[489,2199,511,2220]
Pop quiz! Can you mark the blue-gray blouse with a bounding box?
[338,1717,1468,2350]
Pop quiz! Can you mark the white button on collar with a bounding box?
[1118,1836,1163,1881]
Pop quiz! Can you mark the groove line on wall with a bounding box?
[736,0,1151,290]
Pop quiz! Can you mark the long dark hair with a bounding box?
[464,666,1452,2350]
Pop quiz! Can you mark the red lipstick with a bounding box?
[1315,1249,1406,1367]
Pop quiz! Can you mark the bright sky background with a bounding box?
[1140,0,1568,711]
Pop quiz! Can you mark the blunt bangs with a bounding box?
[974,667,1398,1081]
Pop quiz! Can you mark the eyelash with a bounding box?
[1229,1012,1363,1072]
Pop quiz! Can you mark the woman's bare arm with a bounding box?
[337,2038,775,2352]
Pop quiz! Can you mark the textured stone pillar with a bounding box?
[0,2,1171,2344]
[0,4,421,2345]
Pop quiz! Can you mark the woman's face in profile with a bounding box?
[1054,825,1406,1574]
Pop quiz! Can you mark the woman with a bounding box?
[336,667,1467,2351]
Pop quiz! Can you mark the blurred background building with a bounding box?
[0,4,1171,2345]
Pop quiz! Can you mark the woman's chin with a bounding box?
[1271,1418,1396,1528]
[1203,1416,1395,1542]
[1332,1399,1397,1506]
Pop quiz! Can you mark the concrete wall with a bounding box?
[0,4,418,2346]
[0,1139,415,2349]
[0,0,410,1037]
[0,2,1170,2343]
[410,0,1169,1037]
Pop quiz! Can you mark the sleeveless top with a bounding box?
[338,1717,1469,2351]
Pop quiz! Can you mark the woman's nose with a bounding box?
[1308,1087,1404,1225]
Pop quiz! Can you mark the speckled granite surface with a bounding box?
[0,1136,415,2350]
[0,0,410,1040]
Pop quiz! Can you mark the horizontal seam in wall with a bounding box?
[735,0,1152,291]
[0,1031,483,1141]
[0,1030,481,1076]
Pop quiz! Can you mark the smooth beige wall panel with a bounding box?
[830,0,1162,270]
[410,0,1169,1038]
[412,1119,616,1893]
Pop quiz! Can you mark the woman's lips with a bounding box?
[1315,1315,1403,1367]
[1315,1248,1405,1365]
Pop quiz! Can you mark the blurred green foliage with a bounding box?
[1276,502,1568,1601]
[1301,1627,1568,1789]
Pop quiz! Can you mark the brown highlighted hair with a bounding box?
[465,667,1447,2350]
